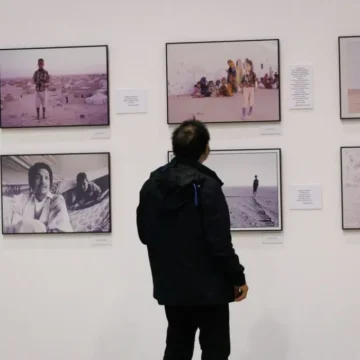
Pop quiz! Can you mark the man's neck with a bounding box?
[34,193,47,202]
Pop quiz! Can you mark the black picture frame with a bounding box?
[0,44,110,129]
[340,146,360,230]
[165,38,281,125]
[339,36,360,120]
[1,152,112,235]
[167,148,283,232]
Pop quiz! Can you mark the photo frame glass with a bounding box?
[168,149,282,231]
[1,153,111,234]
[0,45,109,128]
[166,39,280,124]
[339,36,360,119]
[341,146,360,229]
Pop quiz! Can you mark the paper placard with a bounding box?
[288,65,314,109]
[289,184,322,210]
[262,234,284,244]
[116,88,148,114]
[259,124,282,135]
[89,128,111,139]
[91,238,112,247]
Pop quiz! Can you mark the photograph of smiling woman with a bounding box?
[5,162,73,233]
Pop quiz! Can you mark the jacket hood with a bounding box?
[148,157,222,211]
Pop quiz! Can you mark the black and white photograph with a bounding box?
[1,153,111,234]
[166,39,280,124]
[0,45,109,128]
[340,146,360,229]
[168,148,282,231]
[339,36,360,119]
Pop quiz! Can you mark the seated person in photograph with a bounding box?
[219,77,231,97]
[7,162,73,233]
[207,80,219,97]
[199,77,212,97]
[191,82,203,98]
[70,172,102,210]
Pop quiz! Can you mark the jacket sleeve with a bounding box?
[200,181,246,286]
[136,181,149,245]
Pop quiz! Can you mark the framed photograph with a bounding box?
[1,152,111,234]
[340,146,360,229]
[168,148,282,231]
[0,45,109,129]
[166,39,281,124]
[339,36,360,119]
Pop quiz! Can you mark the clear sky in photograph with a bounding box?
[168,150,279,187]
[0,46,107,78]
[205,151,279,187]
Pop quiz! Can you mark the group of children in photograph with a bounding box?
[191,58,279,119]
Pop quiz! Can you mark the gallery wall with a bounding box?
[0,0,360,359]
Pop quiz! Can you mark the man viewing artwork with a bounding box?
[136,119,248,360]
[33,58,50,120]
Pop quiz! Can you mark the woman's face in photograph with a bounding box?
[34,169,50,195]
[245,63,252,71]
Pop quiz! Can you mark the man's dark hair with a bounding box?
[76,172,87,184]
[38,58,44,63]
[28,162,53,189]
[171,118,210,161]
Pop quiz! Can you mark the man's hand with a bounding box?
[234,284,249,302]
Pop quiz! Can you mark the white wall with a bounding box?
[1,0,360,359]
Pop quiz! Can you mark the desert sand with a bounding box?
[167,89,279,123]
[223,186,279,229]
[0,74,108,127]
[348,89,360,114]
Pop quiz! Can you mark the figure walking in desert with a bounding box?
[253,175,259,198]
[33,58,50,120]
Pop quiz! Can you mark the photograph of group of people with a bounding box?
[0,45,109,128]
[1,153,111,234]
[166,39,280,124]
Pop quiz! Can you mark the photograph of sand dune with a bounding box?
[339,36,360,119]
[1,152,111,234]
[0,45,109,129]
[166,39,280,124]
[340,146,360,229]
[168,148,282,231]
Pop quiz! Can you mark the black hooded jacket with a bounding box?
[136,157,246,306]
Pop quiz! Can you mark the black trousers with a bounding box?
[163,304,230,360]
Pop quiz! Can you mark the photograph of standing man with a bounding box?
[253,175,259,197]
[33,58,50,120]
[136,119,248,360]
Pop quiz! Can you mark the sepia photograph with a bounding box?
[339,36,360,119]
[1,152,111,234]
[166,39,280,124]
[0,45,109,128]
[168,148,282,231]
[340,146,360,229]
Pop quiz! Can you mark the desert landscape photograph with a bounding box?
[0,45,109,128]
[339,36,360,119]
[166,39,280,124]
[168,149,282,231]
[341,147,360,229]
